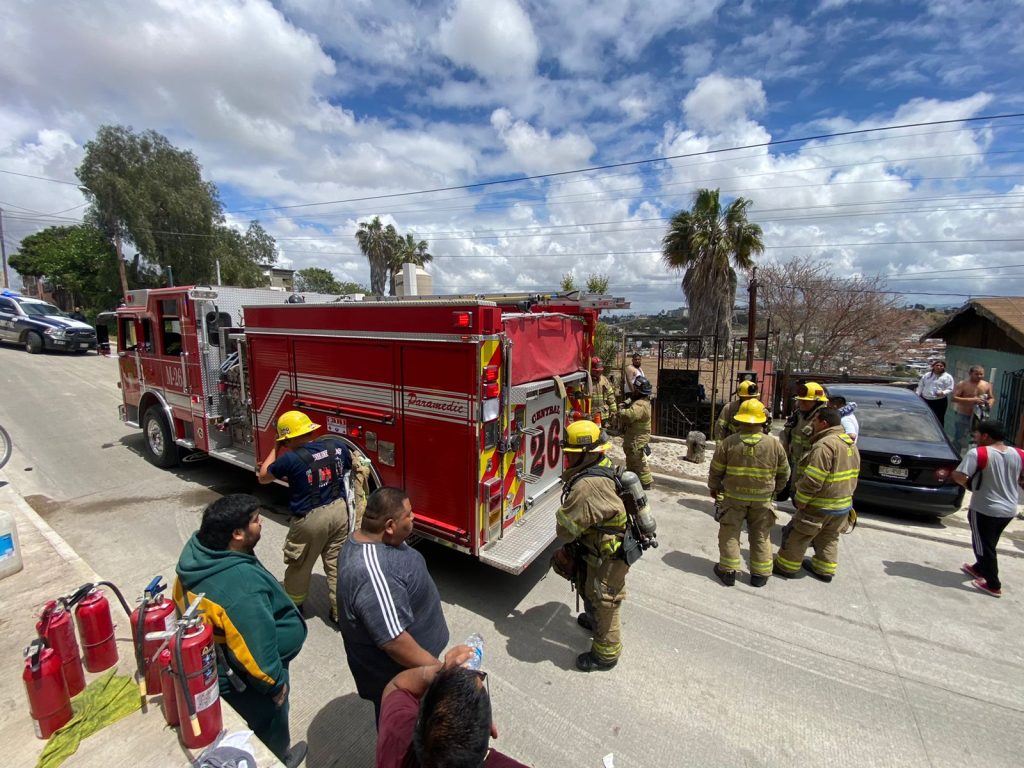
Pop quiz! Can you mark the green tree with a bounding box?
[661,188,764,345]
[337,281,368,294]
[388,233,433,295]
[9,224,121,310]
[294,267,341,294]
[355,216,398,296]
[585,273,609,294]
[78,125,223,286]
[210,221,276,287]
[560,273,576,291]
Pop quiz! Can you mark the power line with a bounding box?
[224,112,1024,213]
[0,169,82,186]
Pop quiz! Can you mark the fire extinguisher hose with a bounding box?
[172,629,201,738]
[95,580,133,617]
[133,594,150,698]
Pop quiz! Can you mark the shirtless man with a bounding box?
[952,366,994,454]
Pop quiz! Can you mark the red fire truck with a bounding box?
[114,286,627,573]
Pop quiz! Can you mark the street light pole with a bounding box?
[0,206,9,290]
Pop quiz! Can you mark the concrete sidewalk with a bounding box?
[0,479,285,768]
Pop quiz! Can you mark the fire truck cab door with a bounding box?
[117,314,147,419]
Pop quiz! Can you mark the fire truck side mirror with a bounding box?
[205,312,232,347]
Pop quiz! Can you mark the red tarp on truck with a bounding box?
[504,314,586,385]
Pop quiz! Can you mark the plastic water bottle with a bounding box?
[0,507,24,580]
[464,633,484,670]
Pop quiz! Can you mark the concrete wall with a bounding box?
[941,344,1024,431]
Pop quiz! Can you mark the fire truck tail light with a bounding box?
[349,426,363,439]
[482,365,498,383]
[483,382,499,399]
[453,311,473,329]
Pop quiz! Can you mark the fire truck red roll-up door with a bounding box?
[503,315,585,384]
[399,343,476,549]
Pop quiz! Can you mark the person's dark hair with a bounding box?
[362,486,410,534]
[828,395,847,407]
[970,365,985,374]
[197,494,261,550]
[815,407,842,427]
[414,666,491,768]
[976,419,1006,442]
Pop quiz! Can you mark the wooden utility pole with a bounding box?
[745,266,758,369]
[0,207,9,290]
[115,233,129,298]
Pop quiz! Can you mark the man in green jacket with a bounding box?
[618,375,653,489]
[175,494,308,767]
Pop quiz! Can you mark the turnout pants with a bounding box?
[968,508,1013,590]
[283,497,348,618]
[718,502,776,576]
[624,446,653,487]
[580,557,629,663]
[775,507,848,577]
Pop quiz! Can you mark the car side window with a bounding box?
[0,298,14,314]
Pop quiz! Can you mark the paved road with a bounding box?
[3,346,1024,767]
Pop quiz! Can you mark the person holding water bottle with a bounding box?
[376,636,528,768]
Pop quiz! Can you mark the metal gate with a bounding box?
[999,368,1024,446]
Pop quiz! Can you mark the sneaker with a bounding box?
[961,563,982,580]
[284,740,308,768]
[750,574,769,588]
[576,652,618,672]
[576,613,594,632]
[972,578,1002,598]
[713,564,736,586]
[802,558,833,583]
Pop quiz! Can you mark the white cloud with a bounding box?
[682,74,767,133]
[490,109,595,174]
[436,0,539,81]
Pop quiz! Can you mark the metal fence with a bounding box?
[998,368,1024,446]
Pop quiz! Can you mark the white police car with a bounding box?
[0,290,97,354]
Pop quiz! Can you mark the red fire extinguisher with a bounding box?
[36,599,86,697]
[70,581,132,673]
[129,576,176,696]
[169,594,222,749]
[23,638,73,739]
[158,648,179,727]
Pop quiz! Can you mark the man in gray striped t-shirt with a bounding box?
[337,487,449,724]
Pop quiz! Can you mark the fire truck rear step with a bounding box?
[479,491,560,575]
[207,446,257,471]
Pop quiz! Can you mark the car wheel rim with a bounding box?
[147,419,165,456]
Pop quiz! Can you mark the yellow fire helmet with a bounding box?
[734,398,767,424]
[275,410,320,442]
[795,381,827,402]
[737,380,759,398]
[561,420,611,453]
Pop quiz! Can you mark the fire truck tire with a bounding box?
[25,331,44,354]
[142,408,179,468]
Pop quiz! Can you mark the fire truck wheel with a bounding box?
[25,331,44,354]
[142,408,179,468]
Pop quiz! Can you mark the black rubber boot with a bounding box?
[772,562,799,579]
[576,652,618,672]
[750,574,769,588]
[576,613,594,632]
[284,740,308,768]
[802,558,833,583]
[713,564,736,586]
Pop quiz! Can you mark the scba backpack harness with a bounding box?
[291,438,350,509]
[971,445,1024,490]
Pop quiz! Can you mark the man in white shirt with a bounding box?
[916,360,954,425]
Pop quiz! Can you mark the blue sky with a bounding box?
[1,0,1022,311]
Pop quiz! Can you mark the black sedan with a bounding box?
[825,384,965,517]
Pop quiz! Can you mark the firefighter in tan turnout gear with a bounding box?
[774,408,860,582]
[777,381,828,502]
[708,399,790,587]
[554,421,630,672]
[589,356,618,426]
[618,375,653,489]
[714,380,771,440]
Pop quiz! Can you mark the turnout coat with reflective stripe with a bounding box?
[794,426,860,513]
[556,456,628,564]
[709,431,790,503]
[619,398,651,452]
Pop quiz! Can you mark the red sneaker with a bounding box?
[972,578,1002,598]
[961,563,982,580]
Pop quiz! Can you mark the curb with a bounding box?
[648,470,1024,560]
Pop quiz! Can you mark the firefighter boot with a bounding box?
[802,558,833,583]
[713,564,736,586]
[576,652,618,672]
[577,613,594,632]
[750,574,769,588]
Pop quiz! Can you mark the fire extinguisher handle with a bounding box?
[144,575,165,597]
[25,638,46,671]
[66,583,94,607]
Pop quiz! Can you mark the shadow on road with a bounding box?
[494,600,582,670]
[882,560,973,590]
[675,496,716,518]
[661,548,717,582]
[307,692,374,768]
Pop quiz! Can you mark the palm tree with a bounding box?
[355,216,398,296]
[661,188,764,346]
[387,233,433,295]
